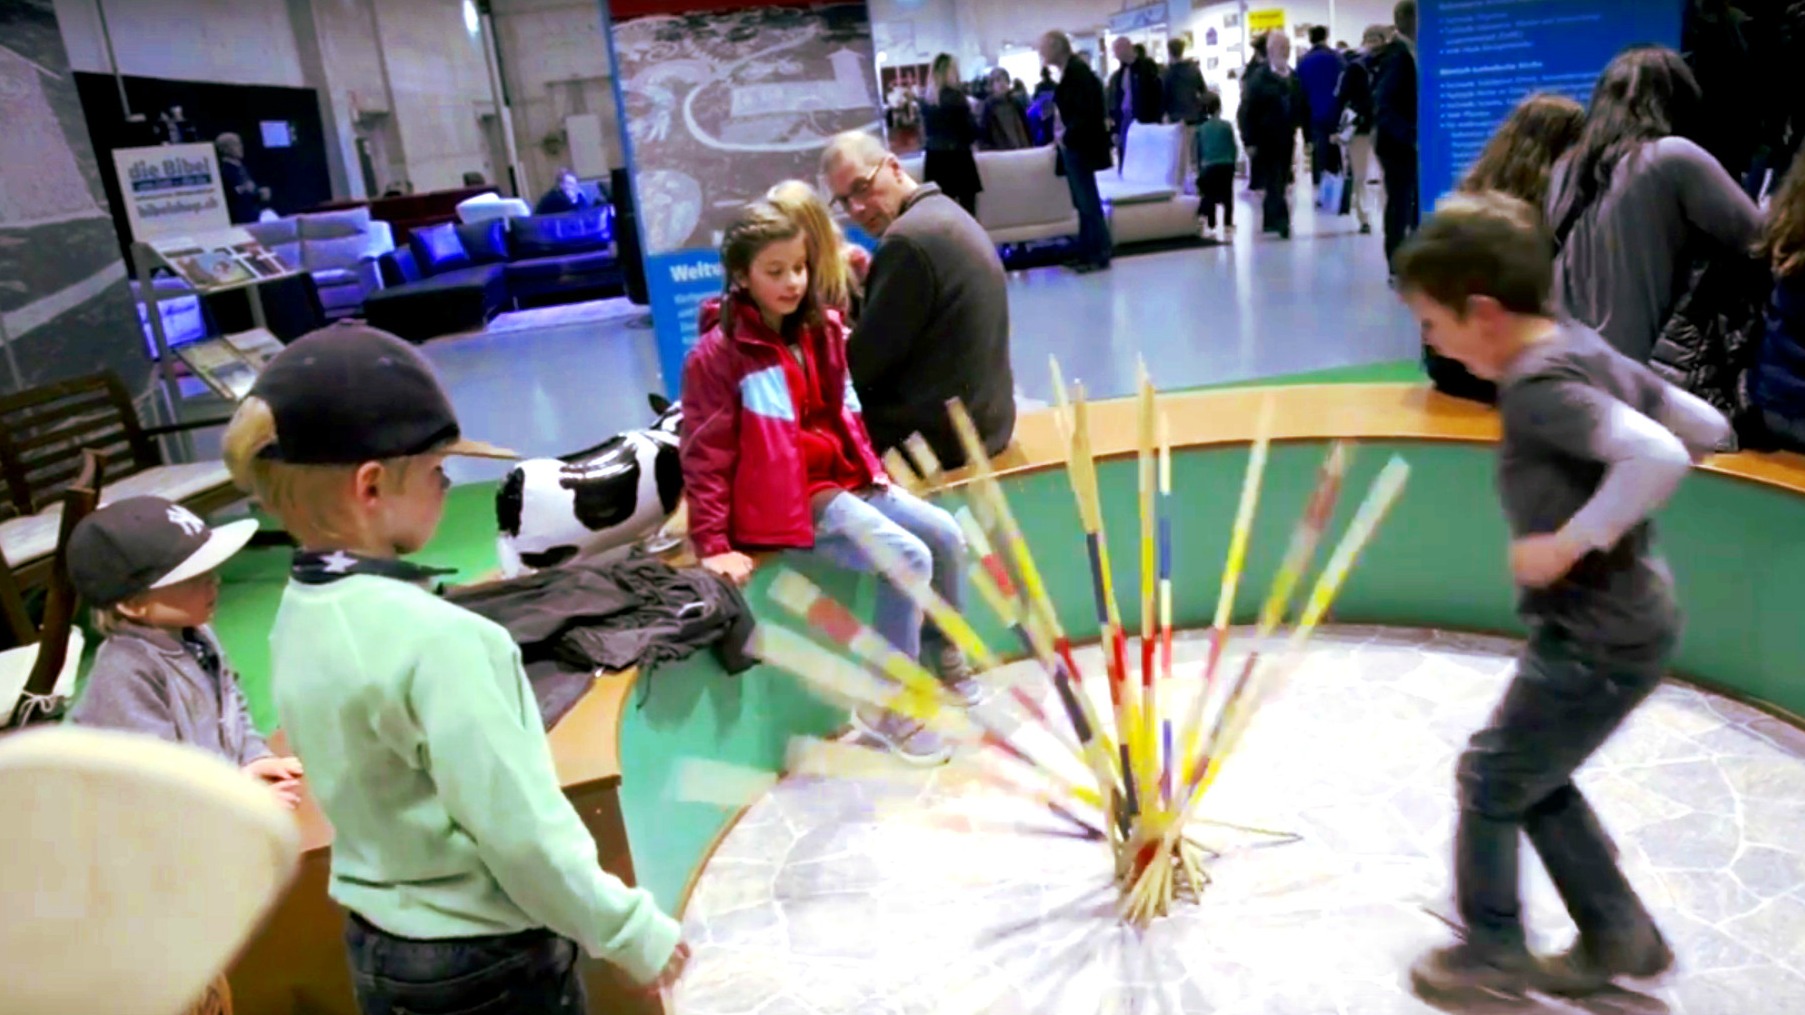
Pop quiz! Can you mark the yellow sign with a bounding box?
[1248,8,1286,33]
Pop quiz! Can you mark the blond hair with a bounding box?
[221,397,423,548]
[767,180,857,315]
[931,53,961,94]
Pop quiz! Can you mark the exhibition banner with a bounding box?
[110,143,229,242]
[601,0,881,398]
[1418,0,1682,203]
[1247,9,1285,34]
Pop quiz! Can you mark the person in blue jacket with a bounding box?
[1751,155,1805,448]
[1296,24,1346,189]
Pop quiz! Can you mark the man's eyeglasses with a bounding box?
[832,161,885,212]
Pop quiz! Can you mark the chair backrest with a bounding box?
[0,727,300,1015]
[1120,121,1184,187]
[23,450,103,696]
[0,372,155,517]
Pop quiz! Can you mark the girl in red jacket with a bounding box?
[680,201,975,764]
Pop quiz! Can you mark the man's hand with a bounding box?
[646,940,691,995]
[701,552,756,587]
[1510,532,1587,589]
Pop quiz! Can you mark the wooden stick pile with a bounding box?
[749,363,1410,927]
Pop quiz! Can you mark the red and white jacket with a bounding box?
[680,298,888,558]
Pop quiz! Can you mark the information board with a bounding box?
[1418,0,1683,204]
[110,143,229,242]
[602,0,880,399]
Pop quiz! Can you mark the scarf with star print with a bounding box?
[290,549,458,586]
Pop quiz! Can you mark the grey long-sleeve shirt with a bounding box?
[1547,136,1763,363]
[69,622,271,766]
[1498,322,1731,661]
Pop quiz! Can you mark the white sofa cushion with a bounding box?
[973,146,1075,233]
[1119,121,1185,189]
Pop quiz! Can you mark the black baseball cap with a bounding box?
[249,323,515,465]
[68,498,260,607]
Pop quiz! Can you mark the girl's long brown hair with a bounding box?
[1767,155,1805,278]
[719,201,821,338]
[766,180,856,315]
[1459,92,1585,217]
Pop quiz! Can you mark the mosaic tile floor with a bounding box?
[675,627,1805,1015]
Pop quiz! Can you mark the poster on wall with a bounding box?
[1247,9,1285,34]
[603,0,880,398]
[110,143,230,243]
[1418,0,1682,203]
[0,0,147,395]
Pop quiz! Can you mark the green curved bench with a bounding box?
[618,382,1805,918]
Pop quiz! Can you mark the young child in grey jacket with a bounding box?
[67,496,303,808]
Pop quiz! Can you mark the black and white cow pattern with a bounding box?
[495,395,684,576]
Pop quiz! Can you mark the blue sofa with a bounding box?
[362,207,620,343]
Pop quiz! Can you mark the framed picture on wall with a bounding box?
[1207,56,1220,70]
[1224,13,1240,28]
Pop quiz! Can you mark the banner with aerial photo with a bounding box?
[0,0,148,395]
[602,0,880,398]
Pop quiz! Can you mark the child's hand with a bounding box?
[1510,532,1586,589]
[702,552,756,587]
[245,755,304,783]
[646,940,691,995]
[845,244,872,282]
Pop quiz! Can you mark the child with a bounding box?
[1195,92,1238,240]
[220,323,686,1014]
[767,179,868,322]
[67,496,303,809]
[680,201,976,765]
[1394,193,1728,1001]
[1749,153,1805,449]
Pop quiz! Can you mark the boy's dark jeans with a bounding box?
[345,913,587,1015]
[1455,627,1666,956]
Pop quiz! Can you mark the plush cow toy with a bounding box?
[495,395,683,576]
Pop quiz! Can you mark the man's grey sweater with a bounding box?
[849,184,1015,469]
[1498,321,1729,661]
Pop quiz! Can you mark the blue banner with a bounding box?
[600,1,880,399]
[1418,0,1683,205]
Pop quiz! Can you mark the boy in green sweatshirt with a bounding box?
[223,324,686,1013]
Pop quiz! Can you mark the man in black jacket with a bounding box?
[1239,31,1304,239]
[1107,37,1166,161]
[1372,1,1419,271]
[820,131,1015,469]
[1043,30,1115,273]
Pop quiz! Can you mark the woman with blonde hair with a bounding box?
[1426,92,1587,405]
[766,179,867,321]
[1459,92,1585,217]
[919,53,982,214]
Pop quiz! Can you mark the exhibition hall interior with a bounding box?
[4,0,1805,1014]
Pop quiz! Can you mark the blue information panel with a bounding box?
[1418,0,1683,205]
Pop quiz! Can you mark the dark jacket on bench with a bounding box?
[848,184,1015,470]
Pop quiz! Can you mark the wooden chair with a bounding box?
[0,372,237,643]
[0,450,103,729]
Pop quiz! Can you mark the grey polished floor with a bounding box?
[677,627,1805,1015]
[427,188,1416,484]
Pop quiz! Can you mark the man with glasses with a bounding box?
[820,131,1015,469]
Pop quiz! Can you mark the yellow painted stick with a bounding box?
[903,433,946,490]
[1255,441,1351,634]
[1135,366,1159,810]
[1049,355,1074,446]
[1069,387,1139,808]
[882,449,926,496]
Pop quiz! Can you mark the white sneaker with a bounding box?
[853,709,952,767]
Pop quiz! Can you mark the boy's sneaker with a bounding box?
[1535,924,1674,996]
[853,709,952,766]
[932,645,989,708]
[1409,942,1540,1002]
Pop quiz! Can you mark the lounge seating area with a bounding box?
[1099,122,1201,245]
[245,208,394,321]
[902,125,1200,256]
[363,207,624,343]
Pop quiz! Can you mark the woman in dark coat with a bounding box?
[919,53,983,215]
[979,68,1033,151]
